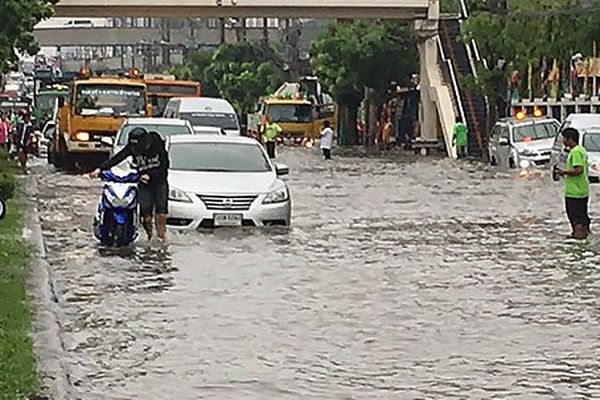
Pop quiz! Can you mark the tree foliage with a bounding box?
[311,20,417,144]
[461,0,600,106]
[170,42,286,116]
[0,0,57,72]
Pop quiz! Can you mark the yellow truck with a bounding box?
[49,67,151,168]
[249,78,337,144]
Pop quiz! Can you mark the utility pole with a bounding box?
[262,18,269,43]
[220,18,226,44]
[283,19,301,81]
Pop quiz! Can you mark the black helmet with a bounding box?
[128,127,151,155]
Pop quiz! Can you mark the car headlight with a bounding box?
[168,187,192,203]
[519,159,531,169]
[263,183,289,204]
[75,131,90,141]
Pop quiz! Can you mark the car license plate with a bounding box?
[214,214,243,227]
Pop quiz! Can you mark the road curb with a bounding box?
[24,190,71,400]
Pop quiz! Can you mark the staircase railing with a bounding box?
[436,34,467,127]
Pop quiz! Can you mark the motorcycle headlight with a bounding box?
[263,183,289,204]
[169,187,192,203]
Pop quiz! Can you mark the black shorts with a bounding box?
[565,197,591,228]
[139,181,169,217]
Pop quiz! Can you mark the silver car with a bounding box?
[549,114,600,183]
[166,135,291,229]
[488,117,559,169]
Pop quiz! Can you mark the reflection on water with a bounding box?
[31,150,600,399]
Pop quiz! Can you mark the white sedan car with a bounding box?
[167,135,291,229]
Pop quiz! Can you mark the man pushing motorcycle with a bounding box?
[89,127,169,242]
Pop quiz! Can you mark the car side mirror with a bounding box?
[276,163,289,176]
[498,138,509,146]
[100,137,114,147]
[57,96,65,108]
[44,129,54,140]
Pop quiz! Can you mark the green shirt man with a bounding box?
[264,121,283,142]
[557,128,591,239]
[564,144,589,198]
[453,119,468,158]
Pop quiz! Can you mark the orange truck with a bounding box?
[144,74,201,117]
[49,67,151,168]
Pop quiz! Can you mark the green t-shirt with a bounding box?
[453,122,468,146]
[565,145,589,198]
[264,122,282,141]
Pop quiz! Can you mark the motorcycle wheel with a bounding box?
[114,223,129,247]
[0,199,5,220]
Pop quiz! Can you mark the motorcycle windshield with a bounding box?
[101,170,139,183]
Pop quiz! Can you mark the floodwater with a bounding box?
[30,149,600,399]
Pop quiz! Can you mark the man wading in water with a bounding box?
[556,128,591,239]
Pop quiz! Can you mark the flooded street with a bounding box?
[30,149,600,399]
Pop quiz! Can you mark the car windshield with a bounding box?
[513,122,557,142]
[149,96,170,117]
[266,104,312,123]
[170,142,271,173]
[118,124,193,145]
[180,112,238,130]
[583,131,600,152]
[36,93,63,111]
[75,84,146,116]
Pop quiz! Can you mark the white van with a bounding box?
[550,114,600,183]
[163,97,241,136]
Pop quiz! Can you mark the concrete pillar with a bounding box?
[418,36,439,141]
[417,0,440,141]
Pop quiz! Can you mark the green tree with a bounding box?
[167,49,219,97]
[311,20,417,145]
[0,0,57,72]
[173,43,286,117]
[461,0,600,112]
[204,42,287,117]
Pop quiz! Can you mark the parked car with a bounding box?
[550,113,600,183]
[488,116,559,169]
[166,135,291,229]
[163,97,241,136]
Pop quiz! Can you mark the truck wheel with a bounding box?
[56,137,75,170]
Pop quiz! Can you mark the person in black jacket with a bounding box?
[15,111,34,174]
[90,127,169,241]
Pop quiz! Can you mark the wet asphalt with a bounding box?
[30,148,600,399]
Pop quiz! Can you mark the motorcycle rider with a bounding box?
[89,127,169,242]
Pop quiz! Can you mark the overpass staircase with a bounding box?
[435,5,488,158]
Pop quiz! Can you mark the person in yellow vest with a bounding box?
[263,116,282,159]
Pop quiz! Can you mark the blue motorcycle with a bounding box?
[93,169,139,247]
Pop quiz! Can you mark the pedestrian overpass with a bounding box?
[52,0,460,158]
[55,0,433,19]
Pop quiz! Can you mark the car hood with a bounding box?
[169,170,278,195]
[513,138,554,153]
